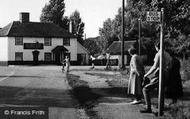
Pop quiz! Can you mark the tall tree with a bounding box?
[40,0,69,30]
[83,37,101,55]
[99,0,154,51]
[151,0,190,57]
[99,18,117,51]
[69,10,85,44]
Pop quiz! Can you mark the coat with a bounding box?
[165,57,183,99]
[128,54,145,95]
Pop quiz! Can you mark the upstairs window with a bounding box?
[44,38,52,46]
[63,38,70,46]
[15,37,23,45]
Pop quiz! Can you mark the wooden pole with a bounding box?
[138,18,141,55]
[121,0,125,69]
[158,8,164,116]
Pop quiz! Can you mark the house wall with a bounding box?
[8,37,77,61]
[65,38,77,61]
[77,42,89,64]
[0,37,8,62]
[115,55,128,66]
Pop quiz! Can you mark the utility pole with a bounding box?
[138,18,141,55]
[158,8,164,116]
[121,0,125,69]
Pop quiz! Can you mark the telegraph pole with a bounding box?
[121,0,125,69]
[138,18,141,55]
[158,8,164,116]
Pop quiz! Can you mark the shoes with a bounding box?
[140,108,152,113]
[129,100,142,105]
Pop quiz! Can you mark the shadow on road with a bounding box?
[66,73,133,118]
[0,86,77,108]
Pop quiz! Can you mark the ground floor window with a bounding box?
[15,52,23,61]
[44,52,52,61]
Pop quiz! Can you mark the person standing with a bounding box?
[105,53,111,70]
[90,55,96,69]
[165,51,183,104]
[140,42,172,113]
[61,58,65,72]
[65,56,70,72]
[127,48,145,104]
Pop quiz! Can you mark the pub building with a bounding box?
[0,12,89,65]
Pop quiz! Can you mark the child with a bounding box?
[65,56,70,72]
[61,58,65,73]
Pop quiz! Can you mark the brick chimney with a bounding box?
[19,12,30,23]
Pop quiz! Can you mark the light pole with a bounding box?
[138,18,141,55]
[121,0,125,69]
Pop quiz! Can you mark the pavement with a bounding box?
[69,66,157,119]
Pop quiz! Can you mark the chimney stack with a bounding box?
[19,12,30,23]
[69,21,72,33]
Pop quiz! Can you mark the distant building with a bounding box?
[106,40,137,65]
[0,12,89,65]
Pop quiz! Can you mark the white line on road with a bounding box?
[0,71,15,82]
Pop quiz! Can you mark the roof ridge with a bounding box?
[77,42,90,54]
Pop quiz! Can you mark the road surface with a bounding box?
[0,66,79,119]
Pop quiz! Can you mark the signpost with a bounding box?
[146,9,164,117]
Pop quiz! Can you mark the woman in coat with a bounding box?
[165,52,183,104]
[128,48,145,104]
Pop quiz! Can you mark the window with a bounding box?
[44,53,52,61]
[15,52,23,61]
[63,38,70,46]
[15,37,23,45]
[44,38,52,46]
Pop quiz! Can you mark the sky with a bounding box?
[0,0,121,38]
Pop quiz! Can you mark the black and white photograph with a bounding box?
[0,0,190,118]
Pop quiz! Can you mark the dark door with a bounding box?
[77,54,82,65]
[32,50,39,65]
[55,53,61,64]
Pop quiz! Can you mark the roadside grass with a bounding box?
[87,61,190,119]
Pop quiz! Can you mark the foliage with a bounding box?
[150,0,190,57]
[98,0,190,61]
[69,10,85,44]
[40,0,69,30]
[99,0,157,53]
[83,37,101,55]
[99,18,119,51]
[151,0,190,37]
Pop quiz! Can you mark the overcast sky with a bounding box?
[0,0,121,38]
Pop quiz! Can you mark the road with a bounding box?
[0,66,157,119]
[0,66,80,119]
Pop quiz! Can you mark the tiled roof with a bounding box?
[106,40,137,55]
[0,21,76,38]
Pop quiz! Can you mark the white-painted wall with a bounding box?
[8,37,77,61]
[0,37,8,61]
[114,55,128,66]
[65,38,77,61]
